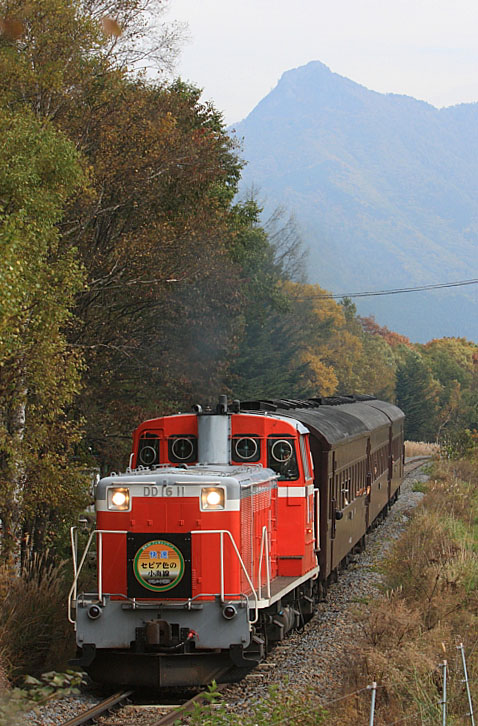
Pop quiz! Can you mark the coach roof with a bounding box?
[240,397,404,447]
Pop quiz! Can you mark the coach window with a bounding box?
[267,436,299,481]
[372,451,378,479]
[341,470,351,508]
[344,471,351,507]
[329,477,334,518]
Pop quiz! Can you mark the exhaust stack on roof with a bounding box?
[196,396,230,465]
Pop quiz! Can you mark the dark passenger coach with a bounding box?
[241,395,404,592]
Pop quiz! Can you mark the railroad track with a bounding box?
[404,455,432,474]
[149,685,227,726]
[61,690,133,726]
[59,684,227,726]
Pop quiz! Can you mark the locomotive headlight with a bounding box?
[201,487,225,510]
[223,604,237,619]
[88,604,102,620]
[107,487,130,511]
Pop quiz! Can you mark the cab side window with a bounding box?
[299,434,311,479]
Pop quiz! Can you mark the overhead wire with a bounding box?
[289,277,478,300]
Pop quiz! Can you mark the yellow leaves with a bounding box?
[0,17,24,40]
[100,17,122,37]
[279,280,401,397]
[423,337,478,373]
[159,111,177,136]
[298,350,338,396]
[280,281,345,395]
[282,280,345,325]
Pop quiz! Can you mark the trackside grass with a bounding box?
[0,554,74,682]
[179,682,328,725]
[404,441,440,458]
[327,456,478,725]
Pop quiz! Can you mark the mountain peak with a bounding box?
[234,63,478,341]
[277,60,358,95]
[237,61,375,125]
[280,60,333,79]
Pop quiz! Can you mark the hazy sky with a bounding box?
[166,0,478,124]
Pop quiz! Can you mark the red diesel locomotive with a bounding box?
[69,395,404,688]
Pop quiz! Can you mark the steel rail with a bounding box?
[59,690,134,726]
[404,455,432,474]
[149,684,228,726]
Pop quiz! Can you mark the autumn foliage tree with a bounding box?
[1,0,251,498]
[2,0,478,572]
[65,78,245,469]
[0,0,205,552]
[420,338,478,445]
[0,106,88,562]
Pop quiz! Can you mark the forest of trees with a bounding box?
[1,0,477,567]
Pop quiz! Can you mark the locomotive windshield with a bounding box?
[267,435,299,480]
[138,433,160,466]
[231,436,261,462]
[168,435,197,463]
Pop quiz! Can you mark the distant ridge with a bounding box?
[233,61,478,342]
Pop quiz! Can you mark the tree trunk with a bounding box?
[0,376,27,566]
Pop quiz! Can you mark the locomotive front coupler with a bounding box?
[134,620,196,653]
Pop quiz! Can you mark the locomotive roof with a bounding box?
[240,396,404,447]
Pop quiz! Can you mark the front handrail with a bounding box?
[70,527,78,604]
[189,530,260,623]
[68,528,128,624]
[257,526,271,600]
[69,527,271,625]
